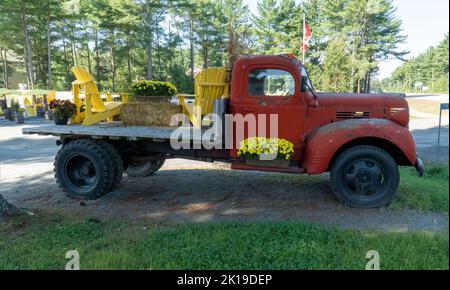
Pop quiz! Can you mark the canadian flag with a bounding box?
[301,21,311,53]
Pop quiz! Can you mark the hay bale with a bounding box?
[120,102,182,127]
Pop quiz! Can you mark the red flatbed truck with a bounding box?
[23,55,424,208]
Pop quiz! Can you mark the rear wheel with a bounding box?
[330,145,399,208]
[54,139,114,199]
[94,140,123,189]
[126,158,165,177]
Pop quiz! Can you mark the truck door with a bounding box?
[235,64,305,161]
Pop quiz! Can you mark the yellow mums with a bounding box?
[237,137,294,160]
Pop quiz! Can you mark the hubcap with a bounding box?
[65,155,98,190]
[344,159,386,196]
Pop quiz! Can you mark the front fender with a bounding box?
[302,119,417,174]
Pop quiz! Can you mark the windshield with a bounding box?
[300,66,315,92]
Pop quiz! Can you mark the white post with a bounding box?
[437,104,442,159]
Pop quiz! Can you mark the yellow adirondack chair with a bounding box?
[23,90,55,117]
[71,67,128,126]
[46,90,56,103]
[178,67,229,127]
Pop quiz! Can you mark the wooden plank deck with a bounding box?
[22,123,210,142]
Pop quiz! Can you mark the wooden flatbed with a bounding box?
[22,123,210,142]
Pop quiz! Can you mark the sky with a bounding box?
[243,0,449,79]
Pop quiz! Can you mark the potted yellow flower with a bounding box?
[237,137,294,168]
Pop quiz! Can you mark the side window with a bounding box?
[248,69,295,96]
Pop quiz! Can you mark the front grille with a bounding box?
[336,111,371,119]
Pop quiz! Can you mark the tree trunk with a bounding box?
[145,0,153,80]
[38,55,46,86]
[157,28,161,80]
[23,45,30,89]
[110,29,116,91]
[1,48,8,88]
[127,39,132,84]
[0,194,25,216]
[86,41,92,75]
[94,26,100,80]
[22,13,34,89]
[175,25,185,65]
[62,33,71,89]
[147,45,153,80]
[47,19,53,90]
[189,20,194,80]
[0,48,3,87]
[70,21,78,67]
[202,38,208,69]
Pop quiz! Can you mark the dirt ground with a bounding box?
[1,116,448,232]
[4,164,449,232]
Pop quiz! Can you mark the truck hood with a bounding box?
[316,92,409,127]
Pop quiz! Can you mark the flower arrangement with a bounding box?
[131,80,177,102]
[49,99,77,125]
[237,137,294,161]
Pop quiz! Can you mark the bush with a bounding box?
[131,80,177,97]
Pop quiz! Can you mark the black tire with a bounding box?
[54,139,114,199]
[126,158,165,177]
[330,145,399,208]
[94,140,123,189]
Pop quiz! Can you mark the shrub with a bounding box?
[131,80,177,97]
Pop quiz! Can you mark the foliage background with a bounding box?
[0,0,447,94]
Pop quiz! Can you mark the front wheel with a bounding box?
[330,145,399,208]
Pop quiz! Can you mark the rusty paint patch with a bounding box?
[255,96,292,105]
[316,118,392,135]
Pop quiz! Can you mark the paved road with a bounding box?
[406,94,449,148]
[411,125,449,148]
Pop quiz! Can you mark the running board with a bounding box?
[231,161,305,174]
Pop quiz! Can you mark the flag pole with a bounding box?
[302,13,305,64]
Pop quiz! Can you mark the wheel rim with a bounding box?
[343,159,387,197]
[65,154,99,191]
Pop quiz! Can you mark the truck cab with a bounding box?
[228,54,423,207]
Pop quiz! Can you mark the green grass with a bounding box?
[0,214,448,270]
[393,165,449,212]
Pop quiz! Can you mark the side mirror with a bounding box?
[300,75,308,92]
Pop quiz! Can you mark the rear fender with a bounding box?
[302,119,416,174]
